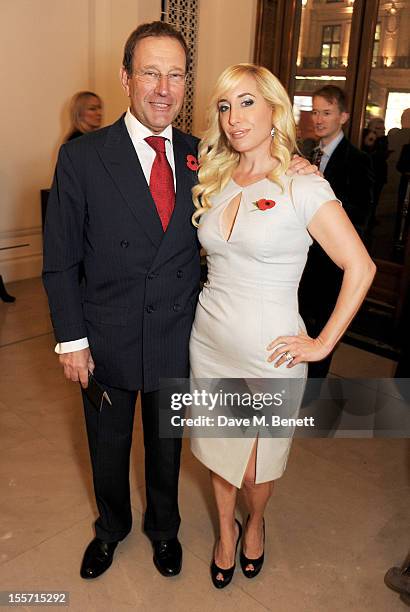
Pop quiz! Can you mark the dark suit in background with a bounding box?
[299,135,374,378]
[43,116,200,542]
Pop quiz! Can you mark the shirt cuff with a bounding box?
[55,338,89,354]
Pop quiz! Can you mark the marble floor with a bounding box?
[0,278,409,611]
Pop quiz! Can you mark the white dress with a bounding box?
[189,173,338,487]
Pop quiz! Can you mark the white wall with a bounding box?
[0,1,89,281]
[92,0,161,125]
[0,0,160,281]
[193,0,258,135]
[0,0,257,281]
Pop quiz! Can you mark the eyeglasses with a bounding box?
[134,70,187,85]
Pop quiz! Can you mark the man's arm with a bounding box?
[43,144,88,340]
[43,144,91,385]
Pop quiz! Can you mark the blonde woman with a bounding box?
[189,64,376,588]
[65,91,103,141]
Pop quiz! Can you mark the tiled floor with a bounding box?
[0,278,408,611]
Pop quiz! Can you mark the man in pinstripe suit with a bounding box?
[43,22,200,580]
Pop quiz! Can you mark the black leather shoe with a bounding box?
[0,276,15,302]
[152,538,182,577]
[80,537,118,579]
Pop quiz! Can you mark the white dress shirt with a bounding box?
[55,109,176,355]
[124,108,176,189]
[318,129,344,174]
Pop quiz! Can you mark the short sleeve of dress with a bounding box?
[290,173,341,228]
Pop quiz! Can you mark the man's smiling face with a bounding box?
[120,36,186,134]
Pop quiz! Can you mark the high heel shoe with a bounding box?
[240,515,265,579]
[0,276,15,303]
[211,518,242,589]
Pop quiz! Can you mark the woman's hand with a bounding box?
[266,332,331,368]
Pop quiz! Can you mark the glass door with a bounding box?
[254,0,410,356]
[362,0,410,264]
[294,0,356,141]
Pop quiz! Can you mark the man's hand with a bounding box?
[287,154,320,176]
[59,348,95,388]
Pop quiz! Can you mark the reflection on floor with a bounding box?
[0,278,408,611]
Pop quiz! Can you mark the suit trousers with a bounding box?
[82,384,182,543]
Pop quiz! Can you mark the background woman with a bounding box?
[65,91,103,141]
[190,63,376,589]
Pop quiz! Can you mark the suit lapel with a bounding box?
[168,128,197,232]
[324,136,346,182]
[98,117,164,248]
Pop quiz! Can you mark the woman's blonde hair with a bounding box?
[68,91,102,135]
[192,63,297,226]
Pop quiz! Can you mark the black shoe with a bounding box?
[152,538,182,577]
[0,276,15,303]
[80,537,118,579]
[384,557,410,596]
[240,515,265,579]
[211,519,242,589]
[401,591,410,606]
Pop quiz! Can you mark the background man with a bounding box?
[299,85,374,380]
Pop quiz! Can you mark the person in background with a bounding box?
[389,111,410,244]
[65,91,103,141]
[298,85,374,380]
[396,142,410,240]
[368,117,386,140]
[388,108,410,173]
[366,117,389,224]
[362,128,377,152]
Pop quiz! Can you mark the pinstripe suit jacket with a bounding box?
[43,116,200,392]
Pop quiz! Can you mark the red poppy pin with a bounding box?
[186,154,199,171]
[253,198,276,211]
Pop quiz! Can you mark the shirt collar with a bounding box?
[124,108,173,144]
[320,130,344,158]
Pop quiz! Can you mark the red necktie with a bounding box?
[145,136,175,231]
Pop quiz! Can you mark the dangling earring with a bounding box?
[270,126,276,138]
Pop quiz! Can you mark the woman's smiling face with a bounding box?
[218,74,273,154]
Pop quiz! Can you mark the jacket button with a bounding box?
[146,305,155,313]
[173,303,182,312]
[177,270,183,278]
[120,240,129,248]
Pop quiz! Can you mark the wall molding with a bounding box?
[0,226,42,241]
[0,227,43,281]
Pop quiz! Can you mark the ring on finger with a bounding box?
[284,351,294,362]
